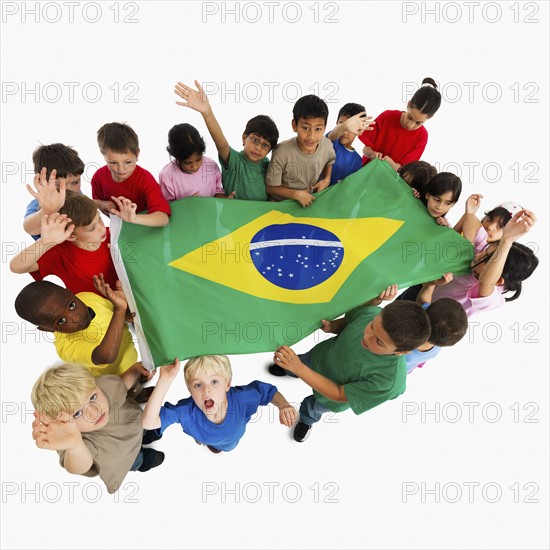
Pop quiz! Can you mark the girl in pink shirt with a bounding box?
[159,123,231,201]
[419,209,539,317]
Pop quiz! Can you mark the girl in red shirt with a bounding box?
[360,77,442,171]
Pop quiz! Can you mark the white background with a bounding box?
[1,1,548,549]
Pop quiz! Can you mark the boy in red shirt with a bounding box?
[11,193,117,296]
[92,122,171,227]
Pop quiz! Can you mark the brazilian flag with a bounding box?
[110,160,472,367]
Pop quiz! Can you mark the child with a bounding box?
[142,355,297,453]
[14,276,150,388]
[397,160,437,197]
[266,95,337,207]
[420,172,462,227]
[269,300,431,442]
[406,298,468,374]
[10,193,117,295]
[419,209,538,316]
[159,123,229,201]
[360,77,442,171]
[174,80,279,201]
[31,363,164,494]
[91,122,170,226]
[325,102,374,185]
[23,143,85,239]
[454,194,517,252]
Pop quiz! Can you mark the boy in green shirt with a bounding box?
[270,296,431,442]
[174,80,279,201]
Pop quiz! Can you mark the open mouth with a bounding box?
[204,399,215,411]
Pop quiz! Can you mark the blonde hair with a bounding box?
[31,363,96,419]
[184,355,232,387]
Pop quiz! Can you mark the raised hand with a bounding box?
[93,274,128,312]
[110,195,137,223]
[343,112,375,135]
[26,168,66,214]
[32,411,83,451]
[158,358,181,382]
[175,80,211,115]
[502,209,536,241]
[465,193,483,215]
[40,213,75,244]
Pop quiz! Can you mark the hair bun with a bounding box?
[421,77,437,89]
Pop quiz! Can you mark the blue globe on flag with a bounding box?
[250,223,344,290]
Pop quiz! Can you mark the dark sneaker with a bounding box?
[206,445,222,454]
[268,363,287,377]
[134,386,155,404]
[293,421,312,442]
[142,429,162,445]
[137,448,165,472]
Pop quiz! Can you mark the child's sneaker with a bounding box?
[137,448,165,472]
[268,364,287,376]
[207,445,222,454]
[293,421,312,442]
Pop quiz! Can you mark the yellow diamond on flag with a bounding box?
[169,210,403,304]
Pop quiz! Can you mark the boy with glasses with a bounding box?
[174,80,279,201]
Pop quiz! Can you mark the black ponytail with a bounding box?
[501,242,539,302]
[410,77,442,117]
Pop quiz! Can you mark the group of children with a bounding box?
[11,77,539,494]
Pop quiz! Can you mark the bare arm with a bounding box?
[109,196,169,227]
[312,164,333,192]
[175,80,231,164]
[32,412,93,475]
[273,346,347,402]
[142,359,180,430]
[363,145,382,160]
[270,390,298,427]
[266,185,315,208]
[91,276,128,365]
[416,273,454,304]
[477,209,536,297]
[10,213,74,274]
[326,112,373,141]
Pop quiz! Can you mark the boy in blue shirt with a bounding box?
[142,355,297,453]
[23,143,85,239]
[326,103,374,185]
[406,298,468,374]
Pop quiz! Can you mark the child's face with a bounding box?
[292,117,327,154]
[72,386,110,433]
[71,211,107,244]
[481,216,505,242]
[58,173,82,193]
[187,371,230,419]
[102,149,139,182]
[178,153,204,174]
[400,104,430,131]
[336,115,355,148]
[361,314,401,355]
[242,133,272,163]
[37,290,94,333]
[425,191,456,218]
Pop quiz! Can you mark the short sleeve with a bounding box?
[159,401,185,434]
[265,153,284,187]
